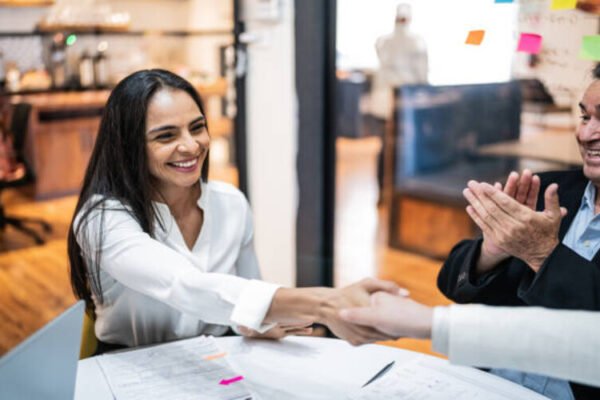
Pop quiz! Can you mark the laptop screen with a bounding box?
[0,300,84,400]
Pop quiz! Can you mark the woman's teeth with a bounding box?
[171,159,197,167]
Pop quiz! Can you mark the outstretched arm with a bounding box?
[339,293,600,387]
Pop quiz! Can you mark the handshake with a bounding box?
[240,278,433,346]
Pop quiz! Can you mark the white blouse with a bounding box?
[75,180,280,347]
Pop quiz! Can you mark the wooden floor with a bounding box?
[334,136,451,356]
[0,140,451,357]
[0,194,78,354]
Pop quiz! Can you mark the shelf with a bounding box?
[195,77,227,97]
[36,22,130,33]
[2,77,227,98]
[3,83,232,137]
[6,90,110,112]
[0,0,54,6]
[1,86,107,96]
[0,28,234,38]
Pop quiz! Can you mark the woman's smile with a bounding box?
[167,157,200,172]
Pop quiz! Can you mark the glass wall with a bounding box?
[333,0,598,286]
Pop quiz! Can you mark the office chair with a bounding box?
[0,103,52,245]
[79,310,98,359]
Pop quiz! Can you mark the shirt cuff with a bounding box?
[230,279,280,333]
[229,321,277,335]
[431,306,450,356]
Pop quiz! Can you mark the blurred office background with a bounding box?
[0,0,597,356]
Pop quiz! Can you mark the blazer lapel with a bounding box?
[558,174,588,239]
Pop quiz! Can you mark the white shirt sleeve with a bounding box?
[230,197,277,333]
[440,304,600,388]
[76,201,280,332]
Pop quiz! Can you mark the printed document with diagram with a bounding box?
[349,357,550,400]
[96,336,253,400]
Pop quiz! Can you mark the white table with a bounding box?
[75,336,548,399]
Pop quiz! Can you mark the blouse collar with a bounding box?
[152,180,209,235]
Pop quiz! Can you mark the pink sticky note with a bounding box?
[517,33,542,54]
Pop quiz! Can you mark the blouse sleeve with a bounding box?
[229,196,279,331]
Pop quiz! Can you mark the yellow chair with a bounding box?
[79,310,98,359]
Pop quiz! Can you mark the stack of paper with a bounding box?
[96,336,253,400]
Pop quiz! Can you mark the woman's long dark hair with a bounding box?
[68,69,209,310]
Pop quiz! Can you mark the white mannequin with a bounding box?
[370,3,428,119]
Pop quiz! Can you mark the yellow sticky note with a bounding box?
[465,30,485,45]
[550,0,577,10]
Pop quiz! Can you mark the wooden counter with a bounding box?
[9,91,106,199]
[9,90,110,112]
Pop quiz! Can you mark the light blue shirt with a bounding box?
[562,181,600,261]
[490,369,574,400]
[489,182,600,400]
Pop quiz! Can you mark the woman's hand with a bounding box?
[318,278,402,346]
[266,278,401,345]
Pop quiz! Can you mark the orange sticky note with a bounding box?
[517,33,542,54]
[203,352,227,361]
[465,30,485,45]
[550,0,577,10]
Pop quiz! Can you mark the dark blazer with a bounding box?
[437,169,600,400]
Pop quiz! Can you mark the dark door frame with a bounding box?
[294,1,337,287]
[233,0,248,196]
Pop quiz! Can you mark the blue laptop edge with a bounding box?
[0,300,85,400]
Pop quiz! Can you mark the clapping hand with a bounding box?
[464,181,566,272]
[481,171,540,260]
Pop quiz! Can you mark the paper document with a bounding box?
[96,336,253,400]
[349,358,549,400]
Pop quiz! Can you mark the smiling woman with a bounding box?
[66,69,401,352]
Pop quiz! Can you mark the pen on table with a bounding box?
[362,361,395,388]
